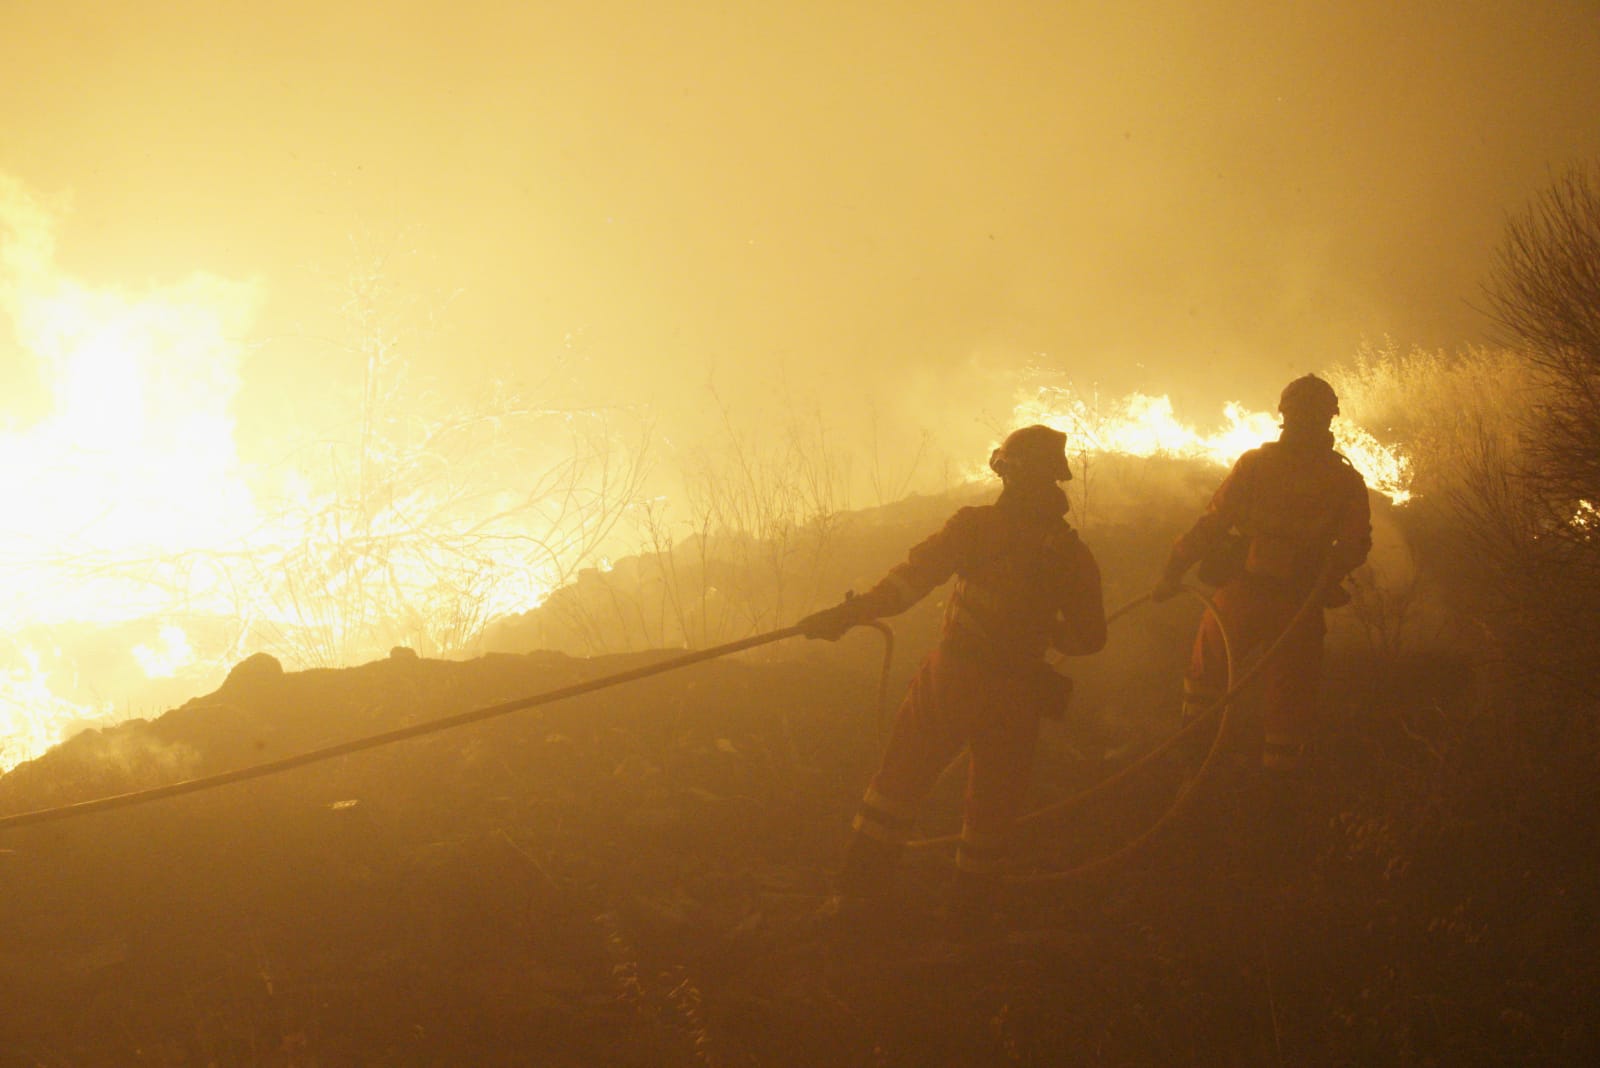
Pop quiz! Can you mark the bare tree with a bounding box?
[1486,160,1600,531]
[1478,159,1600,707]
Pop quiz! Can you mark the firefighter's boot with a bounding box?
[813,831,902,940]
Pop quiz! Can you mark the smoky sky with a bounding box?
[3,0,1599,479]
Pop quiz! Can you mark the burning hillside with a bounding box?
[0,180,654,771]
[0,153,1578,1068]
[2,1,1597,1058]
[0,189,1414,772]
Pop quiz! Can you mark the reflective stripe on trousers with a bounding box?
[851,785,918,847]
[956,820,1007,874]
[1181,678,1222,721]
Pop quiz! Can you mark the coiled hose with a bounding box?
[905,577,1329,884]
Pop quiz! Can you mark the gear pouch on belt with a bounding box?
[1197,531,1248,587]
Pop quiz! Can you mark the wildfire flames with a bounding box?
[0,185,583,771]
[1012,386,1414,505]
[2,187,259,769]
[0,185,1414,774]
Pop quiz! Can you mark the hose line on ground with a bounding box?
[0,567,1319,872]
[0,623,900,833]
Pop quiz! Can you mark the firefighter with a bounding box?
[797,425,1106,938]
[1151,374,1372,773]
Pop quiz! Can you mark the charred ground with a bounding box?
[0,457,1595,1066]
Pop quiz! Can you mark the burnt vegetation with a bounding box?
[4,163,1600,1065]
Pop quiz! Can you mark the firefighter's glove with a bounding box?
[1151,568,1186,604]
[797,596,869,641]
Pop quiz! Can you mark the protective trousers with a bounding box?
[1182,576,1325,771]
[850,645,1043,886]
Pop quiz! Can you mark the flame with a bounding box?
[0,180,263,766]
[1013,384,1413,504]
[0,176,1415,773]
[1,643,111,771]
[0,281,261,627]
[0,180,590,771]
[131,625,195,680]
[1568,499,1600,537]
[1330,419,1413,505]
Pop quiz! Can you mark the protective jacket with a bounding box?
[1166,428,1371,769]
[853,490,1106,663]
[846,486,1105,876]
[1168,432,1371,593]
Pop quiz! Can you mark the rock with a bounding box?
[220,651,284,692]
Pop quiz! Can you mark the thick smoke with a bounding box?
[2,3,1597,490]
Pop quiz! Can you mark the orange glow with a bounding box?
[0,270,261,627]
[0,644,110,772]
[0,189,596,771]
[1011,385,1413,504]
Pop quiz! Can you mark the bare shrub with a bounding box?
[526,390,855,654]
[867,407,932,508]
[1485,160,1600,547]
[1468,160,1600,708]
[244,243,650,667]
[1327,341,1543,626]
[247,407,646,667]
[1329,339,1542,503]
[44,244,649,676]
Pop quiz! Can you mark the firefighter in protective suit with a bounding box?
[1152,374,1372,772]
[798,425,1106,937]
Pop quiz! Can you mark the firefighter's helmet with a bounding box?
[1278,374,1340,422]
[989,424,1072,482]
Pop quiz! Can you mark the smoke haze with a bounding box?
[3,0,1600,479]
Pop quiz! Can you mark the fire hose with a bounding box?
[0,577,1319,884]
[0,623,898,833]
[904,579,1327,884]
